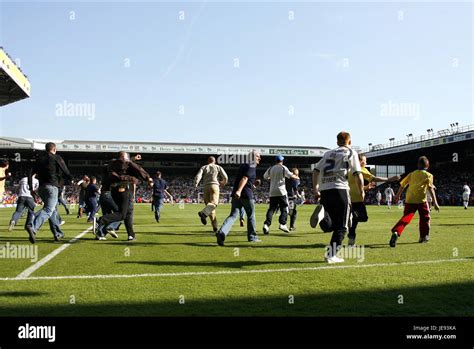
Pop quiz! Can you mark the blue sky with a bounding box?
[0,1,472,149]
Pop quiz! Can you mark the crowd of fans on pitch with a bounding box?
[2,168,472,206]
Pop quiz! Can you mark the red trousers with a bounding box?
[392,203,430,238]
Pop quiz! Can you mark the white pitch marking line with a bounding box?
[15,226,93,279]
[3,257,471,282]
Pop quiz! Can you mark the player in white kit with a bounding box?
[384,185,395,209]
[310,131,364,264]
[376,190,382,206]
[463,183,471,209]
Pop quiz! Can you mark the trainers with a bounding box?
[216,232,225,246]
[128,235,136,241]
[249,237,262,243]
[348,237,356,247]
[107,229,119,239]
[60,220,66,226]
[96,236,106,241]
[279,224,290,233]
[240,219,245,227]
[54,232,64,242]
[289,226,296,232]
[310,205,325,229]
[8,220,15,232]
[263,224,270,235]
[419,235,430,243]
[325,255,345,264]
[198,211,207,225]
[389,232,399,248]
[26,226,36,244]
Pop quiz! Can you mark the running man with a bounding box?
[95,151,152,241]
[77,175,89,218]
[262,155,299,234]
[151,171,173,223]
[85,176,100,223]
[310,132,364,263]
[9,175,39,231]
[26,142,73,243]
[384,184,395,209]
[463,182,471,209]
[286,168,301,231]
[195,156,228,232]
[216,151,262,246]
[389,156,439,247]
[376,190,382,206]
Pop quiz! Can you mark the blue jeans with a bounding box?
[32,185,62,236]
[153,196,164,221]
[219,197,257,241]
[11,196,36,227]
[99,191,121,231]
[239,207,245,220]
[86,197,99,221]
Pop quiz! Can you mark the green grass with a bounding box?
[0,203,473,316]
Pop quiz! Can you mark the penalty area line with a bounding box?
[3,257,471,282]
[14,226,93,280]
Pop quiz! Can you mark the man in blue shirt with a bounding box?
[85,176,100,223]
[152,171,173,223]
[216,151,262,246]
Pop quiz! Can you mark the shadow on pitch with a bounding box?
[116,259,325,268]
[1,280,473,316]
[0,291,49,297]
[365,242,421,249]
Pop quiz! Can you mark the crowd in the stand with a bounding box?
[1,168,472,206]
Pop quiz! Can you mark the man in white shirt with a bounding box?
[376,190,382,206]
[311,131,364,263]
[262,155,299,234]
[9,175,39,231]
[463,182,471,209]
[195,156,228,233]
[385,185,395,209]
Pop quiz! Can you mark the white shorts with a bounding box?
[463,193,470,201]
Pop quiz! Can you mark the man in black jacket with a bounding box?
[26,142,73,244]
[95,151,152,241]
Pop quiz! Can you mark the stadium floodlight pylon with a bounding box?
[0,47,31,107]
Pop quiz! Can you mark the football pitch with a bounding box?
[0,204,473,317]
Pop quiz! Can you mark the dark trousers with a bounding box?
[348,202,368,239]
[100,187,134,237]
[11,196,36,227]
[264,196,289,226]
[86,197,99,221]
[320,189,350,257]
[288,197,298,228]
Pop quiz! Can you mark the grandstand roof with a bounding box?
[0,48,31,106]
[365,124,474,158]
[0,137,328,158]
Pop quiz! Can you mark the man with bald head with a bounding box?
[195,156,228,232]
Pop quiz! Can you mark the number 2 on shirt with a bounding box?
[323,159,335,175]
